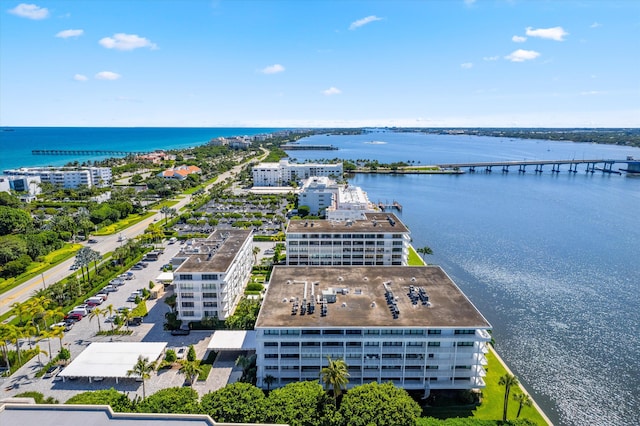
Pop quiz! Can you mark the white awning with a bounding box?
[207,330,256,351]
[156,272,173,282]
[59,342,167,379]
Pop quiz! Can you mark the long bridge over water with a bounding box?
[436,158,639,175]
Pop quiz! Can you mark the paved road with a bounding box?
[0,152,263,317]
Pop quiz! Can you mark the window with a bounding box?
[182,292,194,299]
[456,342,474,347]
[178,274,193,280]
[181,302,195,308]
[264,329,279,335]
[428,329,442,335]
[203,301,217,308]
[382,342,402,347]
[428,342,441,347]
[264,342,278,347]
[455,329,476,335]
[202,274,218,280]
[203,292,218,299]
[182,311,194,317]
[346,330,362,335]
[302,329,321,335]
[281,329,300,336]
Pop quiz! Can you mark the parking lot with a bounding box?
[1,241,248,402]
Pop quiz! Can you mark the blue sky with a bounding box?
[1,0,638,127]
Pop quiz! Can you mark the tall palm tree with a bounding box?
[5,324,24,366]
[252,246,260,264]
[38,328,55,362]
[105,304,116,331]
[180,359,202,386]
[127,355,155,399]
[416,246,433,264]
[499,373,520,421]
[34,344,48,367]
[235,353,257,383]
[10,302,28,326]
[513,392,533,418]
[49,324,65,353]
[320,356,350,403]
[88,307,105,333]
[0,324,13,370]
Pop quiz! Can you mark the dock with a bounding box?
[378,200,402,212]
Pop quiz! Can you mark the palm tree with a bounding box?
[127,355,155,399]
[38,328,55,362]
[88,307,105,333]
[252,246,260,264]
[263,374,276,392]
[10,302,28,326]
[320,356,350,403]
[416,246,433,264]
[235,353,257,383]
[5,324,24,366]
[49,324,65,352]
[105,304,115,331]
[34,344,48,367]
[160,206,176,225]
[0,324,13,370]
[513,392,533,418]
[180,359,202,386]
[121,308,133,332]
[499,373,520,421]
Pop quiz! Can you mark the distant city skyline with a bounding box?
[1,0,638,128]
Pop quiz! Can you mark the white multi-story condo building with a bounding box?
[252,159,343,187]
[255,266,492,392]
[286,213,410,266]
[173,229,253,321]
[326,184,378,221]
[298,177,339,216]
[3,167,112,189]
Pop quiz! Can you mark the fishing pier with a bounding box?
[32,149,145,156]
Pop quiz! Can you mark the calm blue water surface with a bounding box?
[291,131,640,426]
[0,127,281,170]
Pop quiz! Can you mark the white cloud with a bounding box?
[525,26,568,41]
[99,33,157,51]
[460,62,473,69]
[95,71,121,80]
[505,49,541,62]
[580,90,606,96]
[512,35,527,43]
[322,87,341,96]
[8,3,49,19]
[349,15,382,30]
[464,0,477,5]
[56,29,84,39]
[261,64,285,74]
[483,56,500,61]
[73,74,88,82]
[590,22,602,28]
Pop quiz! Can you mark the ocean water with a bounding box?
[0,127,281,170]
[289,131,640,426]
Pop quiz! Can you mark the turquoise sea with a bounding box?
[0,127,283,170]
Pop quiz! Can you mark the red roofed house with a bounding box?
[158,165,202,180]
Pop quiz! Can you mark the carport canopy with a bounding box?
[59,342,167,381]
[207,330,256,351]
[156,272,173,282]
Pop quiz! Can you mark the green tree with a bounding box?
[339,382,421,426]
[235,353,257,383]
[88,306,105,333]
[416,246,433,264]
[252,246,260,264]
[320,356,350,404]
[263,374,276,392]
[513,392,533,418]
[266,381,334,426]
[186,344,197,362]
[135,387,200,414]
[499,373,520,421]
[180,359,202,386]
[0,206,32,235]
[200,382,267,424]
[65,388,133,412]
[126,355,155,399]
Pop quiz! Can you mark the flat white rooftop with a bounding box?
[208,331,256,351]
[59,342,167,379]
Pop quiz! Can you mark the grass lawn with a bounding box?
[93,211,156,235]
[423,349,548,425]
[408,246,427,266]
[184,177,217,194]
[153,199,180,209]
[0,243,82,295]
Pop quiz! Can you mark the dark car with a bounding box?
[127,317,143,326]
[171,328,190,336]
[43,365,61,378]
[88,239,98,244]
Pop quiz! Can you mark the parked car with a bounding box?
[131,265,143,270]
[64,313,83,322]
[104,315,118,323]
[95,293,108,301]
[171,328,190,336]
[43,365,61,378]
[87,239,98,244]
[127,317,143,326]
[175,347,187,359]
[50,322,72,332]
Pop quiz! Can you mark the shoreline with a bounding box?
[490,346,554,426]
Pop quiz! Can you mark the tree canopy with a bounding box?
[339,382,422,426]
[265,381,337,426]
[135,387,200,414]
[65,388,133,412]
[200,382,267,424]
